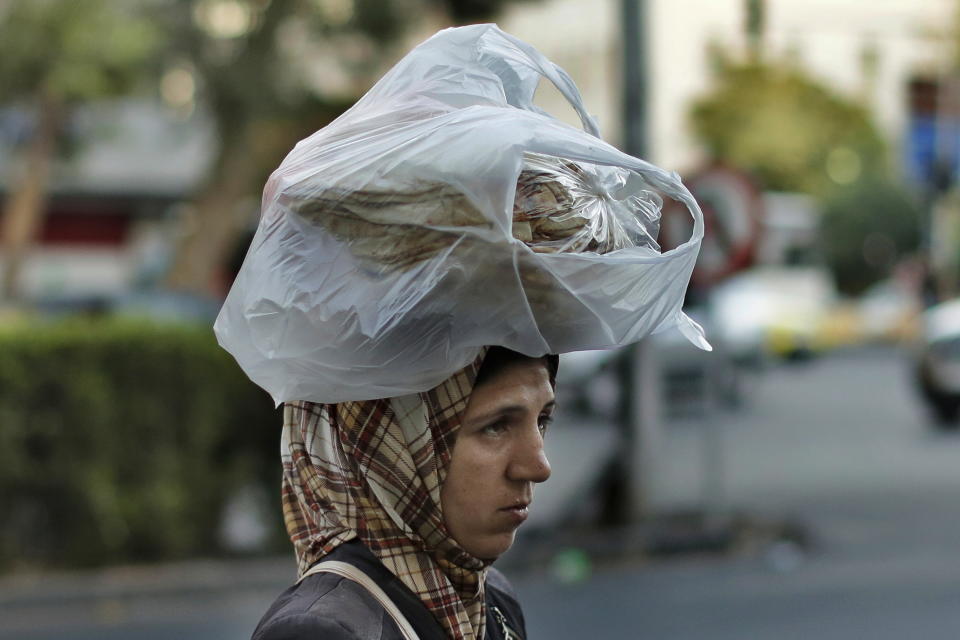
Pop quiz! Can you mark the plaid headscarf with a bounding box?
[280,349,491,640]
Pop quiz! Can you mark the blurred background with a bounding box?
[2,0,960,638]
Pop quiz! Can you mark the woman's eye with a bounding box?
[537,414,553,434]
[482,420,510,436]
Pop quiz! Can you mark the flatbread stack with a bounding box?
[284,153,640,277]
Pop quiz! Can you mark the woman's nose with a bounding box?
[507,427,551,483]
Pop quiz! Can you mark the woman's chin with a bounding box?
[465,531,517,561]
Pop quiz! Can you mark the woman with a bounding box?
[219,23,705,640]
[252,347,556,640]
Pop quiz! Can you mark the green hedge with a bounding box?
[0,318,285,570]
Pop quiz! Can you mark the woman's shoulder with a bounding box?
[251,572,398,640]
[252,547,528,640]
[251,540,447,640]
[485,566,519,602]
[485,567,527,640]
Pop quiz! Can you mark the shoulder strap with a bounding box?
[300,560,421,640]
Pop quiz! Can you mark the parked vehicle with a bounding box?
[557,309,742,421]
[914,298,960,427]
[709,266,838,363]
[858,279,921,344]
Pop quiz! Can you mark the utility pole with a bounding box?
[622,0,647,159]
[745,0,765,63]
[616,0,661,524]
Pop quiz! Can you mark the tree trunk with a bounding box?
[163,118,310,296]
[1,93,62,302]
[163,125,262,296]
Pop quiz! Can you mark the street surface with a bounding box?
[3,346,960,638]
[517,346,960,639]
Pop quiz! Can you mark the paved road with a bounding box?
[655,347,960,549]
[4,346,960,638]
[517,346,960,639]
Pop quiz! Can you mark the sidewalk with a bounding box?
[0,555,294,609]
[0,401,786,635]
[0,555,293,638]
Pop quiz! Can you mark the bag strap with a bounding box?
[299,560,421,640]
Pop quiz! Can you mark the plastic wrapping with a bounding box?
[214,24,708,405]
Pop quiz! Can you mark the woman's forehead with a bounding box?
[465,360,554,415]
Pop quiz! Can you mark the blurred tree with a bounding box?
[0,0,160,302]
[161,0,539,295]
[688,52,887,198]
[820,177,921,294]
[688,49,924,293]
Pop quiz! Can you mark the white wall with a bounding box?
[498,0,621,136]
[17,248,135,298]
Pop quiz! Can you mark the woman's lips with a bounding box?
[499,504,530,525]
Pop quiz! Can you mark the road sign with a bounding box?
[661,164,764,287]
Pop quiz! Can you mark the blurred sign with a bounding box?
[661,165,764,287]
[906,77,960,190]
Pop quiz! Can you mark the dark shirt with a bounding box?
[252,540,526,640]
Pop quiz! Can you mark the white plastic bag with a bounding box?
[214,24,708,405]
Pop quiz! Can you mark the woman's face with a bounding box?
[440,358,554,560]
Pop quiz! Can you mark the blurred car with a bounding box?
[857,279,921,343]
[709,266,839,362]
[557,309,742,420]
[914,298,960,427]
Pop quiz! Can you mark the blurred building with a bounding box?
[499,0,953,171]
[0,101,213,300]
[1,0,954,300]
[758,191,819,266]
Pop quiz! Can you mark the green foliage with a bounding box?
[162,0,539,135]
[441,0,537,21]
[689,57,887,197]
[0,0,160,102]
[0,318,283,570]
[687,50,922,294]
[819,177,922,294]
[159,0,544,292]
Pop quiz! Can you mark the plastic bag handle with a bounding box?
[490,29,602,138]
